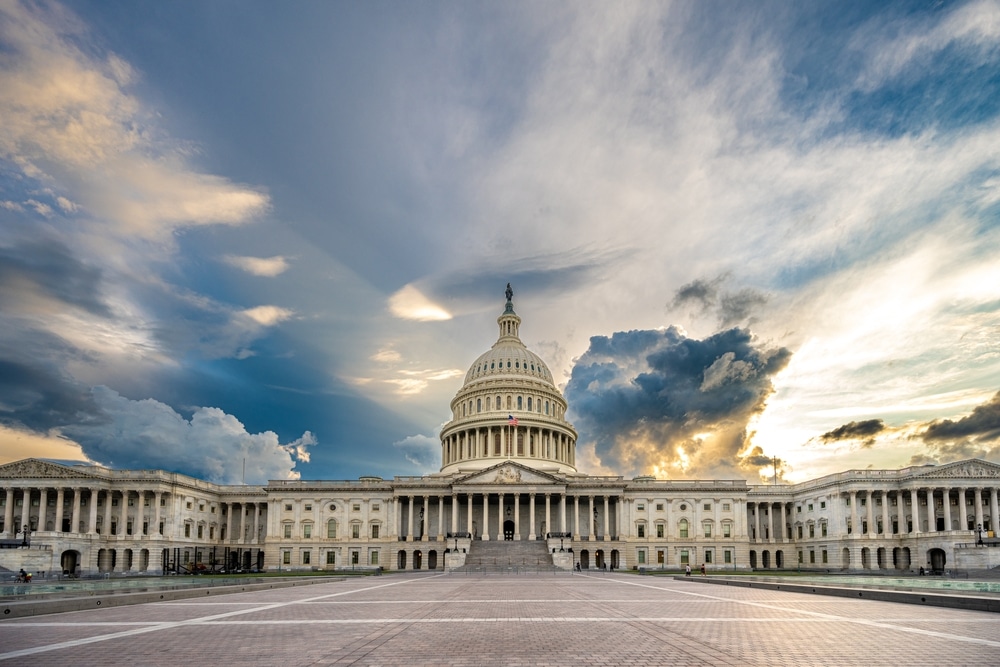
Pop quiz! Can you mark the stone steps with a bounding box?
[455,539,557,571]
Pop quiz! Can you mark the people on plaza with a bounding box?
[17,568,27,583]
[701,563,706,576]
[685,564,691,576]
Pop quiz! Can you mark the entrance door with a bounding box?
[929,548,946,573]
[503,520,514,540]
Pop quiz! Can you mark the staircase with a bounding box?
[453,539,559,573]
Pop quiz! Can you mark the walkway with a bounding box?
[2,572,998,665]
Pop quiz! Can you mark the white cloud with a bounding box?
[242,305,295,327]
[63,386,312,484]
[222,254,291,277]
[388,284,452,321]
[392,433,439,471]
[0,200,24,211]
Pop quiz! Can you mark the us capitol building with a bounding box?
[2,289,1000,577]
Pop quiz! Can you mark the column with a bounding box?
[545,493,551,537]
[779,502,787,541]
[2,487,14,537]
[70,487,82,534]
[909,489,919,533]
[54,487,65,533]
[407,496,415,541]
[451,494,459,534]
[573,495,580,539]
[253,503,261,543]
[466,494,473,536]
[560,494,567,534]
[529,493,536,540]
[87,489,98,534]
[603,496,610,539]
[393,497,400,536]
[753,502,761,541]
[20,488,31,534]
[483,493,490,541]
[990,488,999,536]
[37,487,48,531]
[974,487,984,531]
[154,492,162,536]
[513,493,520,540]
[497,492,504,540]
[881,491,890,534]
[438,496,445,540]
[958,487,969,531]
[865,491,875,536]
[119,490,129,536]
[943,488,952,532]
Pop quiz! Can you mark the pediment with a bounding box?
[457,462,562,486]
[0,458,100,480]
[911,459,1000,480]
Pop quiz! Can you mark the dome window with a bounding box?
[531,364,535,371]
[477,398,482,413]
[515,361,520,369]
[507,361,511,368]
[491,362,495,369]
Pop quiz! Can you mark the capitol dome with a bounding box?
[439,286,577,475]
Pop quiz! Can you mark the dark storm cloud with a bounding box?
[0,239,110,316]
[820,419,886,444]
[565,326,791,479]
[922,392,1000,442]
[669,275,769,327]
[421,247,632,310]
[0,356,101,433]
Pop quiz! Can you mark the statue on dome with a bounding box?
[505,283,513,303]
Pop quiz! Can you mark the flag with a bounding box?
[508,414,518,426]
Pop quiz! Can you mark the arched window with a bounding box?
[517,396,523,410]
[506,395,512,409]
[486,397,491,410]
[327,519,337,539]
[496,395,501,410]
[545,401,549,415]
[679,519,689,538]
[477,398,482,413]
[527,397,532,411]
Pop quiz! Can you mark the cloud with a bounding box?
[819,419,886,447]
[0,238,111,316]
[670,276,769,328]
[392,433,439,471]
[388,284,452,321]
[222,255,291,277]
[242,305,294,327]
[922,391,1000,444]
[565,326,791,480]
[0,0,268,242]
[62,386,312,484]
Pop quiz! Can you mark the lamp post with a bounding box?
[977,523,984,546]
[20,527,31,547]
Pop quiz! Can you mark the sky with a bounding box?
[2,0,1000,486]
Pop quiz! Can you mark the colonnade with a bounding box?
[441,425,575,466]
[393,492,620,541]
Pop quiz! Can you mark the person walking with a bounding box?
[700,563,706,576]
[685,564,691,576]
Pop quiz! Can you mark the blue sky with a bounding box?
[2,0,1000,484]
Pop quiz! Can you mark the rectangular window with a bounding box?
[798,551,803,563]
[113,498,119,507]
[353,504,361,512]
[371,524,380,538]
[637,524,646,538]
[636,503,645,511]
[209,526,215,539]
[810,550,816,563]
[370,550,379,565]
[808,504,813,511]
[304,504,312,511]
[809,524,815,538]
[352,524,360,539]
[703,523,712,538]
[722,503,731,511]
[657,550,665,564]
[160,497,166,506]
[724,550,732,564]
[703,503,711,511]
[327,522,337,538]
[821,523,828,537]
[372,504,380,512]
[822,550,828,564]
[284,504,293,511]
[860,498,866,506]
[680,522,688,538]
[199,504,205,512]
[283,524,292,538]
[326,551,336,565]
[797,525,803,538]
[302,551,311,564]
[679,549,689,565]
[303,524,312,539]
[820,501,826,509]
[797,506,802,513]
[656,503,664,511]
[128,497,135,507]
[282,551,291,565]
[197,525,203,539]
[351,551,359,565]
[723,523,731,538]
[637,550,646,564]
[184,524,191,537]
[705,550,712,564]
[656,524,664,538]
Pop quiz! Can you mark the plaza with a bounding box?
[2,572,999,665]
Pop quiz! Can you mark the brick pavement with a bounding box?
[1,572,999,666]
